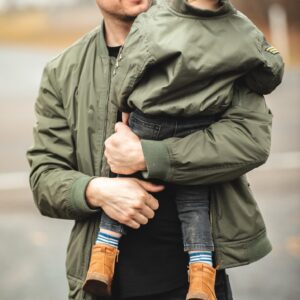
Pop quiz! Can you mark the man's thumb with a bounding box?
[137,179,165,193]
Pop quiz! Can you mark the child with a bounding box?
[83,0,284,299]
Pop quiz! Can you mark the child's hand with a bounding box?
[122,112,130,125]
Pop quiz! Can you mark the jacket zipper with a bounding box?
[92,47,124,245]
[112,46,124,76]
[100,46,124,177]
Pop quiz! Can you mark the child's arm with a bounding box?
[140,84,272,185]
[105,85,272,185]
[242,35,284,95]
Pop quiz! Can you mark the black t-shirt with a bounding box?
[107,46,188,299]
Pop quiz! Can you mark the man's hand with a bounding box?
[86,177,164,229]
[104,122,146,175]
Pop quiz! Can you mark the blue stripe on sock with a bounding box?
[189,251,212,256]
[190,258,212,262]
[97,235,119,243]
[96,232,120,248]
[189,251,211,257]
[189,251,213,266]
[189,254,211,258]
[99,232,120,241]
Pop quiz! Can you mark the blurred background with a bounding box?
[0,0,299,299]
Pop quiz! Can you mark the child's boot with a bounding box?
[83,244,119,297]
[186,262,217,300]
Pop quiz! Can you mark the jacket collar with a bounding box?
[167,0,236,18]
[96,22,110,58]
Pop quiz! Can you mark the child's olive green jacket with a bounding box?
[112,0,283,116]
[27,10,280,300]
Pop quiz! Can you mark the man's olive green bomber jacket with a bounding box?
[27,26,274,300]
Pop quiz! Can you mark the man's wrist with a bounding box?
[135,138,147,171]
[85,177,106,209]
[70,175,100,216]
[137,154,147,172]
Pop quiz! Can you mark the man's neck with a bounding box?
[188,0,220,11]
[103,16,134,47]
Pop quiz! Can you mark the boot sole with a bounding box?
[83,275,110,297]
[186,292,209,300]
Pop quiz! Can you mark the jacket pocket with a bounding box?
[211,176,266,242]
[67,275,95,300]
[66,218,99,287]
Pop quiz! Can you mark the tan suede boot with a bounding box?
[186,263,217,300]
[82,244,119,297]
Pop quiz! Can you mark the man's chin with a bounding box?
[124,1,151,17]
[120,14,138,22]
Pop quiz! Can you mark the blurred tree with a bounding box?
[232,0,300,25]
[232,0,299,66]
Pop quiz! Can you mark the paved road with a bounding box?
[0,45,299,300]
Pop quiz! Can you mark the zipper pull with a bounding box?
[117,46,124,61]
[113,46,124,77]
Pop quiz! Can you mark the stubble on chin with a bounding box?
[119,14,137,22]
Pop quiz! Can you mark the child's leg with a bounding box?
[175,184,216,300]
[83,212,126,297]
[96,211,127,248]
[175,185,214,260]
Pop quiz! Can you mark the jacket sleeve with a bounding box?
[141,84,272,185]
[27,63,99,220]
[242,34,284,95]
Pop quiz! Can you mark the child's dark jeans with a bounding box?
[100,109,218,251]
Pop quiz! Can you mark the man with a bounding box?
[27,1,275,299]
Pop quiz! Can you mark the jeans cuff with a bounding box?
[184,244,214,252]
[100,222,127,235]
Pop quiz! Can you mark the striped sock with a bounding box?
[96,231,120,249]
[189,251,213,267]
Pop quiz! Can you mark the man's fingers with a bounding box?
[139,205,155,219]
[134,179,163,210]
[125,219,141,229]
[145,194,159,210]
[133,213,149,226]
[136,179,165,193]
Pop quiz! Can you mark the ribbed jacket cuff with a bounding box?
[70,175,99,216]
[141,139,171,180]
